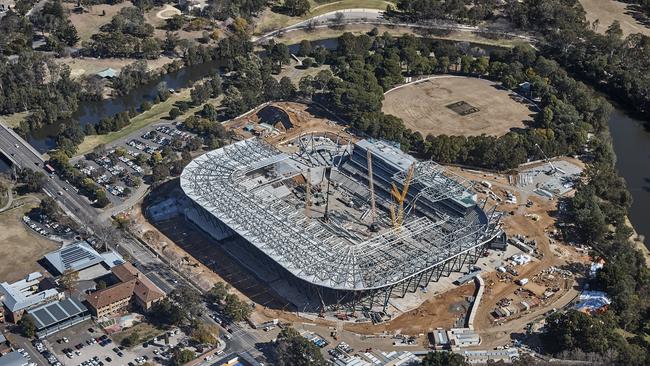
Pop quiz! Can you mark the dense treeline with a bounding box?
[505,0,650,120]
[0,52,82,138]
[82,7,160,59]
[297,33,609,171]
[544,310,649,365]
[393,0,497,24]
[198,0,267,20]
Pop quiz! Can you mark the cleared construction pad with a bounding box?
[382,76,534,137]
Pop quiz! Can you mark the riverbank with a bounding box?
[76,88,193,155]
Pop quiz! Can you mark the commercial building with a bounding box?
[0,272,62,323]
[332,349,420,366]
[180,137,501,312]
[86,263,165,318]
[448,328,481,347]
[27,297,90,338]
[0,351,29,366]
[43,241,124,280]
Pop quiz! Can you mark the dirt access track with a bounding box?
[382,76,535,137]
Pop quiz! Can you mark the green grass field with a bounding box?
[255,0,394,34]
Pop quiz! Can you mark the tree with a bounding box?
[222,86,246,118]
[284,0,310,16]
[191,323,219,345]
[421,351,468,366]
[149,299,184,326]
[205,282,230,304]
[301,57,314,69]
[191,83,211,105]
[297,40,312,57]
[39,197,60,220]
[169,286,203,319]
[273,327,326,366]
[17,168,46,193]
[169,107,182,120]
[166,14,185,31]
[151,163,170,185]
[97,280,107,290]
[171,348,195,366]
[121,331,140,347]
[59,269,79,291]
[19,315,37,338]
[278,77,296,100]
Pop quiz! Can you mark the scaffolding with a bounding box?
[180,138,500,311]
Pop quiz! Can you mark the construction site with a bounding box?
[135,100,594,352]
[162,131,502,318]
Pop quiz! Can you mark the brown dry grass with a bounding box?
[383,76,534,137]
[0,203,59,282]
[58,56,174,78]
[580,0,650,37]
[66,2,132,43]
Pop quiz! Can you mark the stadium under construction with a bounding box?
[179,135,502,313]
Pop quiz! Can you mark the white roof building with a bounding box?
[0,272,60,312]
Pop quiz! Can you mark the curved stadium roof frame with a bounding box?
[180,138,495,292]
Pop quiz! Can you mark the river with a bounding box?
[8,38,650,246]
[608,109,650,245]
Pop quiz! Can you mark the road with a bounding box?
[0,122,96,222]
[0,121,273,363]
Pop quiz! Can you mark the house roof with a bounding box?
[0,273,60,312]
[0,351,29,366]
[86,263,164,310]
[86,281,136,310]
[44,241,105,275]
[96,68,118,78]
[28,297,88,330]
[113,263,165,304]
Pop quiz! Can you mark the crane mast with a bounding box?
[367,149,377,224]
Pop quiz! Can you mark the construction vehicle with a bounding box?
[390,163,416,230]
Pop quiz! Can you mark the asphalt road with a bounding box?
[0,122,272,363]
[0,123,97,222]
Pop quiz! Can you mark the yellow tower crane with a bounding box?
[390,163,416,230]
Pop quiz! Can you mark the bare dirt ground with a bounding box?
[345,283,476,335]
[447,165,590,347]
[382,76,535,137]
[580,0,650,36]
[225,101,355,145]
[0,202,59,282]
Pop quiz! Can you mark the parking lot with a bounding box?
[22,211,76,242]
[74,123,197,206]
[44,321,188,366]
